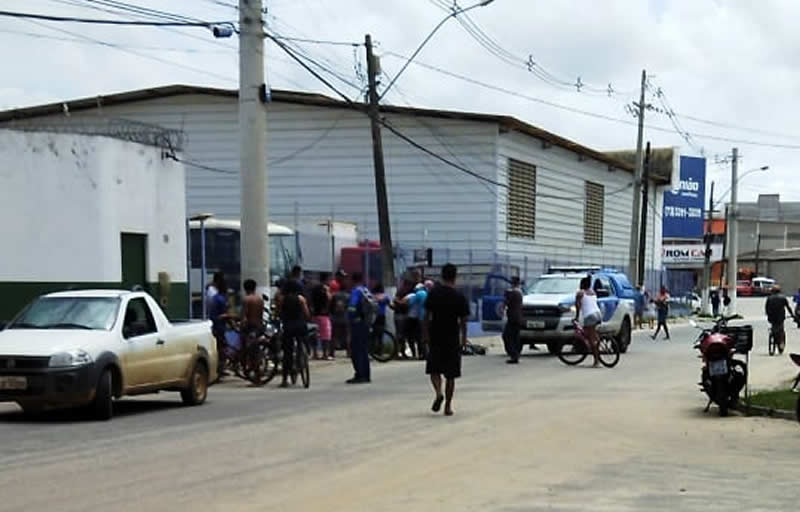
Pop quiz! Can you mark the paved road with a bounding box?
[0,302,798,511]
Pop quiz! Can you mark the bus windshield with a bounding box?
[190,228,297,283]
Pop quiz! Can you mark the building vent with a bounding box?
[507,159,536,239]
[584,181,605,246]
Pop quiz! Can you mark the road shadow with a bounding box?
[679,404,746,420]
[0,399,183,424]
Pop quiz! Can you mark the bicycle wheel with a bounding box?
[370,329,396,363]
[597,335,620,368]
[247,340,277,386]
[292,343,311,388]
[768,332,776,356]
[557,339,588,366]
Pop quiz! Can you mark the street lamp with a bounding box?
[714,165,769,208]
[189,213,215,319]
[727,151,769,315]
[379,0,496,99]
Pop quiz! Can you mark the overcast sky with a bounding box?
[1,0,797,202]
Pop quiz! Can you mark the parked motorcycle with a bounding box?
[790,353,800,423]
[690,316,751,417]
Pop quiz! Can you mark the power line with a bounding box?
[201,0,238,9]
[0,27,230,53]
[22,18,236,84]
[427,0,635,97]
[381,51,800,151]
[270,35,362,47]
[0,9,232,27]
[261,31,640,200]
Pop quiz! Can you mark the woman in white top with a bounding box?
[575,275,601,367]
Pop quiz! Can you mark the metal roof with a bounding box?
[188,218,294,235]
[0,84,644,179]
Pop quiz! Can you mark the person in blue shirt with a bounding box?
[401,282,429,360]
[347,272,372,384]
[793,288,800,306]
[207,273,231,378]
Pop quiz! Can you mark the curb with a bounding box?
[743,403,797,421]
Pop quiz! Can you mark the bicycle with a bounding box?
[557,320,620,368]
[220,323,280,386]
[369,323,397,363]
[768,323,786,356]
[263,326,311,388]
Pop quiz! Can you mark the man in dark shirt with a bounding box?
[276,265,310,387]
[765,286,794,353]
[424,263,470,416]
[503,276,524,364]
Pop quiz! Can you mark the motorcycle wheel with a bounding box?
[716,384,729,417]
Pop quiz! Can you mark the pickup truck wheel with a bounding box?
[546,342,559,355]
[181,362,209,406]
[616,318,632,354]
[91,369,113,421]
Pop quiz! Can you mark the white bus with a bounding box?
[188,219,298,316]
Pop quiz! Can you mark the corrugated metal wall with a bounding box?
[0,91,663,282]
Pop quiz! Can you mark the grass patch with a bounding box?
[748,388,797,411]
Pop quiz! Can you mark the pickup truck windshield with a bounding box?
[10,297,120,330]
[528,277,583,295]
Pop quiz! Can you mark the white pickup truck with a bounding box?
[0,290,217,420]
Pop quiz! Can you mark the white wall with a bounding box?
[0,129,186,282]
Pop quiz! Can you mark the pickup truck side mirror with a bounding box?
[596,289,610,298]
[123,326,134,339]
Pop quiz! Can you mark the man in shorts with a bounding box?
[424,264,470,416]
[766,286,795,353]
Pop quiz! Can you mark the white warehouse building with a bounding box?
[0,85,667,283]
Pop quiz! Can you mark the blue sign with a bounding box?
[662,156,706,239]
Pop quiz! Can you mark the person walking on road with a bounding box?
[633,285,645,330]
[424,263,470,416]
[651,286,671,341]
[503,276,523,364]
[346,272,372,384]
[710,289,721,318]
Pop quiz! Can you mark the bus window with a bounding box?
[270,234,297,281]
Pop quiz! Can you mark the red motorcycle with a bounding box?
[691,316,751,417]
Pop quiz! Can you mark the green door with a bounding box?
[121,233,148,291]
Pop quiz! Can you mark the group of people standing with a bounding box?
[204,263,471,415]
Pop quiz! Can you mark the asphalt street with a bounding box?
[0,298,798,511]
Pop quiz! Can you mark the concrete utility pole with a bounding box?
[239,0,269,293]
[727,147,739,314]
[628,69,647,284]
[637,141,651,287]
[702,181,715,314]
[365,34,396,289]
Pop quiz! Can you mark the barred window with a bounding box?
[584,181,604,246]
[507,159,536,239]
